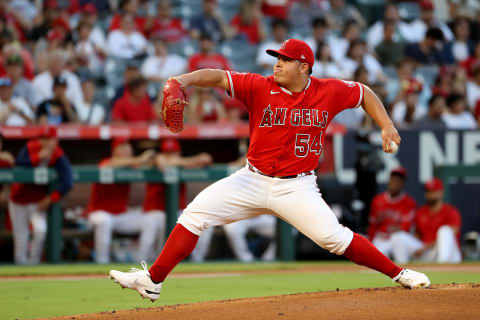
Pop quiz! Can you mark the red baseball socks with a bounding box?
[344,233,402,279]
[149,224,199,283]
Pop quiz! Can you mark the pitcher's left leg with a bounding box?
[270,177,401,279]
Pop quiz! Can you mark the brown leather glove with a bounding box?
[162,78,188,133]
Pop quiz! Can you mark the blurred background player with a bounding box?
[8,126,73,264]
[142,138,212,252]
[87,138,161,263]
[390,178,462,264]
[368,167,416,258]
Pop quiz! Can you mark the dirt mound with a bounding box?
[46,283,480,320]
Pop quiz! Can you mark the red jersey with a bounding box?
[368,192,416,240]
[149,18,186,42]
[143,183,187,212]
[415,203,461,246]
[231,15,262,44]
[188,54,231,72]
[226,71,363,176]
[112,93,156,123]
[86,159,130,214]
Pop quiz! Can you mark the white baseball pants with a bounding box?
[178,167,353,255]
[8,201,47,264]
[372,234,393,258]
[88,209,165,264]
[390,227,462,264]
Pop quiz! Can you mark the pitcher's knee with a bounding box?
[317,226,354,255]
[177,210,206,236]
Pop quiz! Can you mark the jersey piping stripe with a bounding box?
[226,70,235,99]
[354,82,364,108]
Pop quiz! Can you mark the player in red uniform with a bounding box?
[87,138,162,263]
[110,39,430,301]
[390,178,462,263]
[368,167,416,258]
[9,127,73,264]
[142,138,212,251]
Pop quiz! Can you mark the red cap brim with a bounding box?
[266,49,297,61]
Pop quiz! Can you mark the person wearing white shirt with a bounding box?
[407,0,454,43]
[304,17,330,58]
[140,37,186,83]
[107,13,147,59]
[466,67,480,111]
[328,20,362,64]
[443,94,477,129]
[32,50,84,108]
[75,21,107,74]
[391,90,426,128]
[366,3,412,50]
[257,19,289,74]
[342,39,384,83]
[311,42,345,79]
[75,80,105,125]
[0,77,34,126]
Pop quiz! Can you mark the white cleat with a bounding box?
[109,261,162,302]
[393,269,430,289]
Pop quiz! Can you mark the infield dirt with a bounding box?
[45,283,480,320]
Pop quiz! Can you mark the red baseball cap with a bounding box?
[111,138,129,151]
[391,166,407,178]
[47,29,64,41]
[420,0,434,10]
[81,3,97,14]
[39,126,57,138]
[266,39,314,68]
[425,178,444,192]
[160,138,180,153]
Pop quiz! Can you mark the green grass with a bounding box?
[0,263,479,320]
[0,261,348,276]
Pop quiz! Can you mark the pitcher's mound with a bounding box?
[51,283,480,320]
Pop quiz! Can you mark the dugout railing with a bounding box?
[0,165,296,263]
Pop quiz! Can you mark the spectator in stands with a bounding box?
[74,79,105,125]
[367,3,411,50]
[9,0,37,23]
[144,0,187,42]
[36,76,78,124]
[261,0,289,20]
[0,133,14,203]
[112,77,156,123]
[375,20,406,67]
[405,27,453,65]
[45,29,66,52]
[29,0,63,42]
[414,95,447,129]
[110,62,141,108]
[391,83,426,128]
[140,36,187,84]
[0,77,33,125]
[231,0,265,45]
[461,41,480,78]
[9,126,73,264]
[33,50,84,108]
[390,178,462,264]
[342,39,384,83]
[188,33,231,72]
[107,13,147,59]
[328,20,361,64]
[76,4,107,52]
[466,66,480,110]
[186,88,226,123]
[444,17,474,63]
[311,42,345,79]
[367,168,416,259]
[325,0,365,33]
[87,138,161,263]
[431,67,454,98]
[443,94,477,129]
[143,138,212,252]
[408,0,453,43]
[74,20,107,75]
[108,0,145,34]
[256,19,289,74]
[288,0,324,32]
[1,29,35,80]
[304,17,330,57]
[0,0,31,42]
[189,0,233,43]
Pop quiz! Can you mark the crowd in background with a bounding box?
[0,0,478,129]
